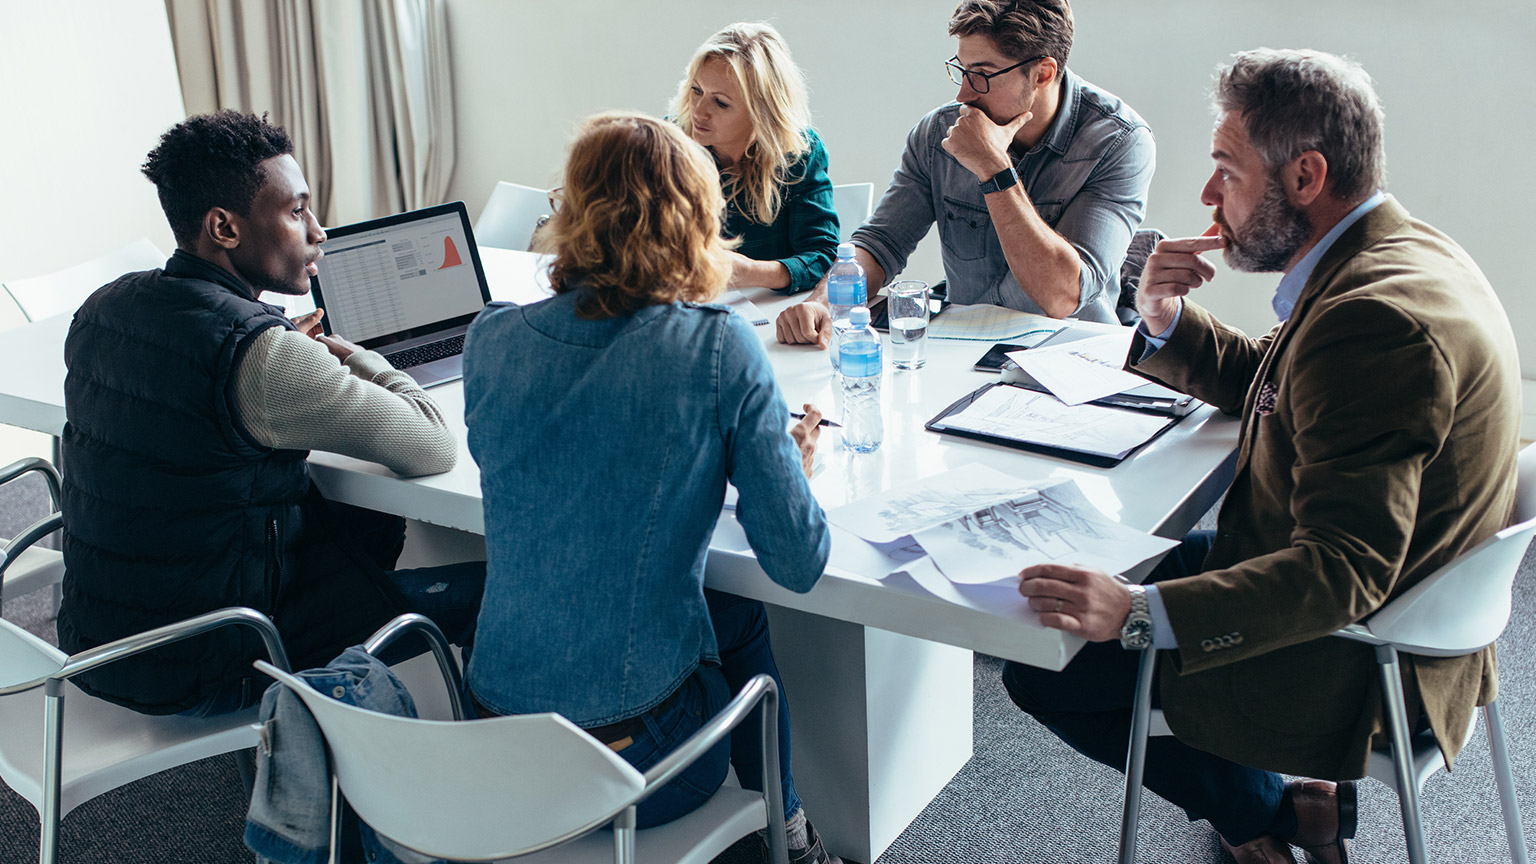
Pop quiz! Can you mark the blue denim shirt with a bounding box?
[852,69,1155,323]
[462,292,830,726]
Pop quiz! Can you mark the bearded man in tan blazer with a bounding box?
[1003,49,1521,864]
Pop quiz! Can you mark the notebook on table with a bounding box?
[310,201,491,387]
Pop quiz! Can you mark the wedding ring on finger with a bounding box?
[1053,598,1064,613]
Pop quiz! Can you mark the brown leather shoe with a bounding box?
[1221,833,1298,864]
[1287,779,1357,864]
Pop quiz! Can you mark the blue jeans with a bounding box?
[620,590,802,829]
[1000,533,1288,846]
[180,560,486,718]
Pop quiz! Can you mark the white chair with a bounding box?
[1118,443,1536,864]
[2,238,166,323]
[475,181,552,252]
[0,607,290,864]
[831,182,874,243]
[0,458,63,615]
[254,611,790,864]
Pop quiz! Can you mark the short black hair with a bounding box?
[141,110,294,249]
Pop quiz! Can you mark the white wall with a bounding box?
[443,0,1536,386]
[0,0,183,284]
[0,0,185,463]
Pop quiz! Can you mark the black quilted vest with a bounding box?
[58,251,405,714]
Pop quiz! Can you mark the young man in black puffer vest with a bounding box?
[59,111,484,716]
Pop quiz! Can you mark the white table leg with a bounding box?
[765,605,973,863]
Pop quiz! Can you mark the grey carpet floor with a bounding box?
[3,522,1533,862]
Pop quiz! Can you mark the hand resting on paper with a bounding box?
[1017,563,1133,642]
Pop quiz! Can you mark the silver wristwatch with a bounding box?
[1119,584,1154,650]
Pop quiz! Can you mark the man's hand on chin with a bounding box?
[943,106,1031,180]
[775,301,831,348]
[1017,563,1133,642]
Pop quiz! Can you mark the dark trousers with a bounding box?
[1000,533,1287,845]
[620,589,802,829]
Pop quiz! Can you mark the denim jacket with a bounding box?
[245,647,439,864]
[852,68,1155,323]
[463,292,830,727]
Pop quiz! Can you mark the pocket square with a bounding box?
[1254,380,1277,416]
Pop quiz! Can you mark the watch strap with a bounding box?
[978,165,1019,195]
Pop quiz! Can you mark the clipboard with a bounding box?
[924,382,1186,468]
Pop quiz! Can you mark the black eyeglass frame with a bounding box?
[944,54,1048,94]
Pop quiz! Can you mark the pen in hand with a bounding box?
[790,410,843,428]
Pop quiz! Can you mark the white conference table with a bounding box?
[0,248,1239,862]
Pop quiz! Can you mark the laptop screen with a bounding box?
[310,202,489,350]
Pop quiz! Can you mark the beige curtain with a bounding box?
[164,0,455,226]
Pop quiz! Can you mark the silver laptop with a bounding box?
[310,201,491,387]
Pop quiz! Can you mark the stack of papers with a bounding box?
[1006,331,1150,406]
[826,464,1177,587]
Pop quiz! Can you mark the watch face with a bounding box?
[1121,617,1153,649]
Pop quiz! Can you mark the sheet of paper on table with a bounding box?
[719,291,769,326]
[911,479,1176,585]
[926,303,1064,343]
[942,386,1171,460]
[827,462,1036,544]
[1005,331,1150,405]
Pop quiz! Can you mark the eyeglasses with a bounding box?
[945,54,1047,94]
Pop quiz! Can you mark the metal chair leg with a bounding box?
[612,805,637,864]
[1484,700,1530,864]
[761,685,788,864]
[1376,644,1430,864]
[40,681,65,864]
[1118,647,1158,864]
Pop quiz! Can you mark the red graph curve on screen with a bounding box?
[439,236,463,269]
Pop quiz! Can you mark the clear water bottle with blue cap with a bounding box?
[837,305,883,453]
[826,242,866,371]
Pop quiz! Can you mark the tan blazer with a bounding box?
[1129,196,1521,780]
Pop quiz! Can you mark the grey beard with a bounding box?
[1222,181,1310,273]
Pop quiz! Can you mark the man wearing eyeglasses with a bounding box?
[776,0,1153,345]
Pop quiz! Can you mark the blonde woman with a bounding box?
[672,22,839,294]
[463,112,841,863]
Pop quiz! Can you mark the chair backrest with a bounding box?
[1515,441,1536,524]
[1363,516,1536,655]
[3,238,166,322]
[1116,228,1164,325]
[831,183,874,243]
[474,181,551,252]
[0,616,67,691]
[256,661,647,861]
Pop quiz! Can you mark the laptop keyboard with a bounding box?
[386,334,464,370]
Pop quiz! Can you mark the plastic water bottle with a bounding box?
[826,242,866,371]
[837,306,883,453]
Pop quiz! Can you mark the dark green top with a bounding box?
[721,127,839,294]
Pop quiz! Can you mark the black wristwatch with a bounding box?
[978,165,1020,195]
[1119,584,1154,650]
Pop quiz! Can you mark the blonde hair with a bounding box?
[545,112,733,319]
[670,22,812,227]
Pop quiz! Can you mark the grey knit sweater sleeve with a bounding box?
[231,327,457,477]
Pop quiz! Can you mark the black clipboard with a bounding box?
[924,382,1186,468]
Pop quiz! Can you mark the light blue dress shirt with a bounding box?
[1140,191,1386,648]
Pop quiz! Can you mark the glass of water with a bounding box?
[885,281,930,370]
